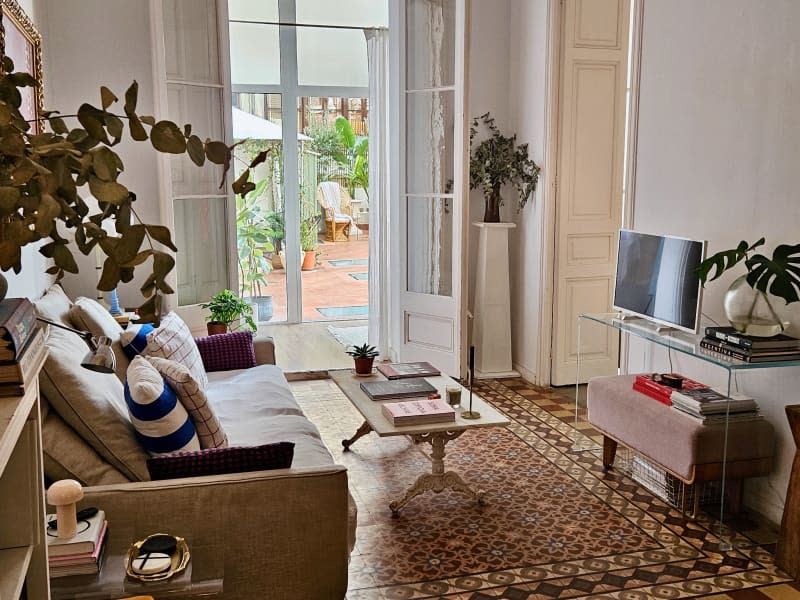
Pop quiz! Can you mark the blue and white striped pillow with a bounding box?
[120,323,156,360]
[124,356,200,456]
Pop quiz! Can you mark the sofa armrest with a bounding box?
[79,465,352,600]
[254,335,275,365]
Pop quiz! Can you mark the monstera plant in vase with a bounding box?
[696,238,800,336]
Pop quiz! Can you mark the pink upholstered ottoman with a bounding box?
[587,375,775,514]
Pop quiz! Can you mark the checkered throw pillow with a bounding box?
[146,442,295,480]
[146,356,228,449]
[144,313,208,389]
[194,331,257,372]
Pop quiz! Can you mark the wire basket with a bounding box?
[615,446,721,511]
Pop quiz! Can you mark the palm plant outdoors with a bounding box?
[332,116,369,198]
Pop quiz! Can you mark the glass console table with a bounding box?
[575,312,800,550]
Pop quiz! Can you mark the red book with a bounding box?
[632,374,707,407]
[376,362,441,379]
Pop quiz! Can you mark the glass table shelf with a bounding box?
[575,312,800,551]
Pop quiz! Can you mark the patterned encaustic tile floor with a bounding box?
[289,377,797,599]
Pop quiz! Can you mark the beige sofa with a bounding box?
[34,286,355,599]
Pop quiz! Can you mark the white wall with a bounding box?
[630,0,800,523]
[507,0,550,382]
[466,0,511,330]
[36,0,161,309]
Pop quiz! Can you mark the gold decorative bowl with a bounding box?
[124,533,190,582]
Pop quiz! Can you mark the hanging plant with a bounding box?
[469,112,540,223]
[0,54,265,323]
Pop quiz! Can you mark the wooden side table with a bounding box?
[776,404,800,579]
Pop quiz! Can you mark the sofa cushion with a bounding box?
[206,365,304,417]
[147,356,228,449]
[33,284,74,326]
[41,410,130,486]
[125,356,200,456]
[120,322,155,360]
[39,326,150,481]
[146,442,295,480]
[69,297,129,380]
[142,313,208,389]
[195,331,257,372]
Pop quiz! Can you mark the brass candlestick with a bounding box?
[461,345,481,420]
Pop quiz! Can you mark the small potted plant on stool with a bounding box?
[347,343,379,375]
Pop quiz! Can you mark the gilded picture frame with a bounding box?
[1,0,43,133]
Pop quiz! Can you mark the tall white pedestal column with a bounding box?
[472,222,519,379]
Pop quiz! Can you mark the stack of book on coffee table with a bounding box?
[701,326,800,363]
[670,387,761,425]
[46,510,108,578]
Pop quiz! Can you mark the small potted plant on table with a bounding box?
[347,343,379,375]
[200,289,257,335]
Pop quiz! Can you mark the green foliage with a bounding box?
[199,288,257,332]
[299,216,320,252]
[265,211,285,252]
[236,178,275,298]
[0,57,264,323]
[306,123,341,158]
[696,239,800,304]
[333,116,369,197]
[469,112,540,218]
[345,343,378,359]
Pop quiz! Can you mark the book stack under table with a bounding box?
[701,326,800,363]
[47,510,108,578]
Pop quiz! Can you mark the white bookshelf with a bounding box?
[0,352,49,599]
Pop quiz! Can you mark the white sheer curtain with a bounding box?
[366,29,389,357]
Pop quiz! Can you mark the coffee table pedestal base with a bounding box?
[389,430,486,516]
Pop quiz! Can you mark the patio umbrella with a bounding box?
[232,107,312,141]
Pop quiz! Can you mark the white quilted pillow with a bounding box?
[143,313,208,389]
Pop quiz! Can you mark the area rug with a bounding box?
[327,324,368,349]
[289,378,791,599]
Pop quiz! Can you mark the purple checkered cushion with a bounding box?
[194,331,257,372]
[146,442,295,480]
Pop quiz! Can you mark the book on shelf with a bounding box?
[45,509,106,558]
[700,337,800,363]
[0,298,36,360]
[376,361,441,380]
[360,377,437,401]
[381,398,455,426]
[0,327,46,385]
[672,403,762,425]
[631,373,707,406]
[704,326,800,351]
[48,522,108,578]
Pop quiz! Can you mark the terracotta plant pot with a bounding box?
[301,250,316,271]
[207,321,228,336]
[353,357,374,375]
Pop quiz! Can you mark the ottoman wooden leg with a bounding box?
[602,436,617,472]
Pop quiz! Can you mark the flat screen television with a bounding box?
[613,230,706,333]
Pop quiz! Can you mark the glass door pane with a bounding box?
[232,93,286,323]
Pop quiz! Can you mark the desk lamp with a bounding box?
[36,317,116,374]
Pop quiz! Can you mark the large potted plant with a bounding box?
[0,56,264,323]
[237,179,274,322]
[266,211,285,269]
[300,216,320,271]
[696,238,800,336]
[469,112,541,223]
[200,289,257,335]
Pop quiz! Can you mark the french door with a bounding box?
[390,0,470,377]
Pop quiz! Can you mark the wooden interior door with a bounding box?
[550,0,630,385]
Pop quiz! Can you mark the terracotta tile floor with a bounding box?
[265,235,369,322]
[288,377,797,599]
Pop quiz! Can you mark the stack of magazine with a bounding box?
[670,387,761,425]
[701,326,800,363]
[46,510,108,578]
